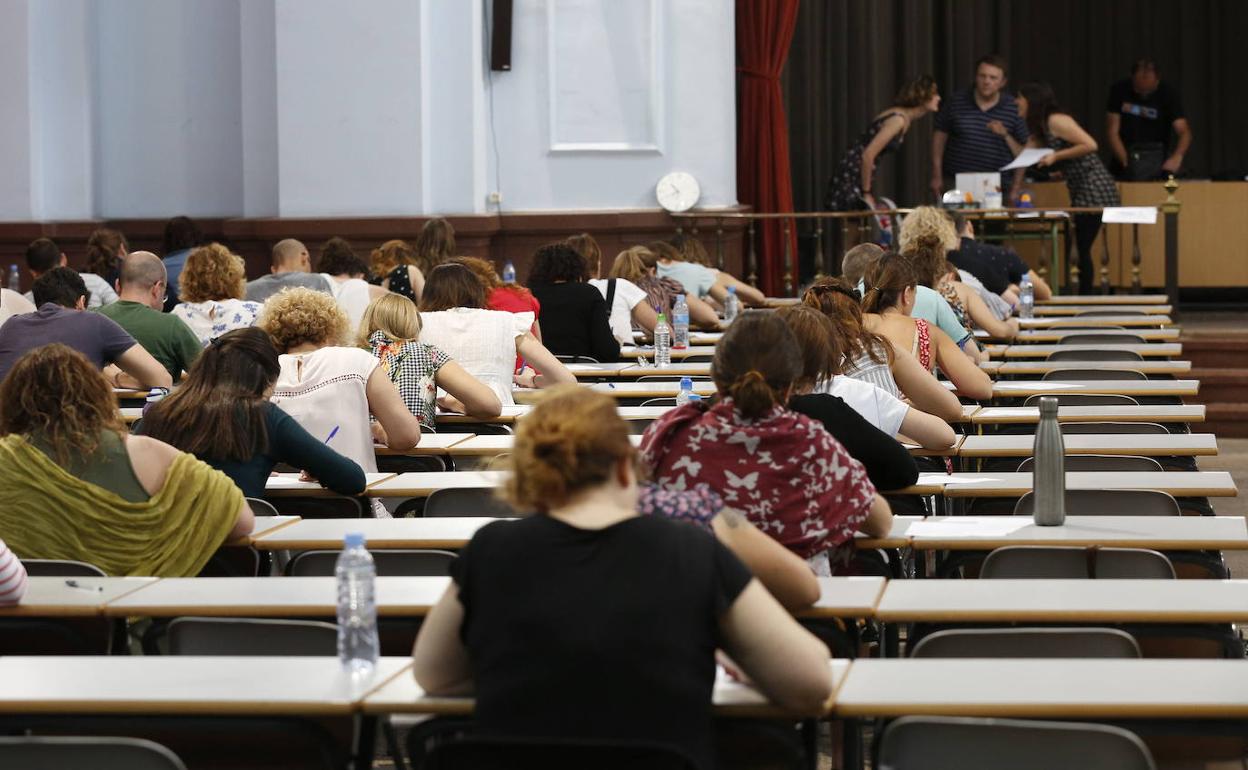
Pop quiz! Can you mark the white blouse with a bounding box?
[172,298,262,346]
[272,346,379,473]
[419,307,533,405]
[323,275,374,331]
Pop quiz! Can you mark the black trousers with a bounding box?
[1072,212,1103,294]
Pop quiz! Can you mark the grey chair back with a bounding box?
[1014,488,1180,517]
[423,487,516,518]
[1058,421,1168,435]
[909,627,1141,659]
[877,716,1156,770]
[556,355,599,364]
[245,497,281,517]
[1046,348,1144,362]
[1059,333,1146,344]
[981,546,1176,579]
[286,548,456,577]
[639,397,678,407]
[682,354,714,363]
[1077,309,1146,316]
[1023,393,1139,407]
[1041,368,1147,381]
[167,617,337,656]
[1016,455,1164,473]
[0,737,188,770]
[22,559,106,577]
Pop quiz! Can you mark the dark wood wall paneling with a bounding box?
[0,212,748,293]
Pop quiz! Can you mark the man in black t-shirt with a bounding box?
[1105,59,1192,180]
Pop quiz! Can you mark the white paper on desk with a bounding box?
[1000,148,1055,170]
[265,473,318,489]
[909,518,1030,537]
[1102,206,1158,224]
[931,476,1003,486]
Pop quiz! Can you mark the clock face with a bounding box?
[656,172,701,213]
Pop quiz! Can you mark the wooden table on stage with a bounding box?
[993,360,1191,376]
[835,658,1248,719]
[998,343,1181,359]
[991,379,1198,399]
[0,656,410,716]
[903,515,1248,551]
[971,405,1204,426]
[957,433,1217,458]
[875,579,1248,624]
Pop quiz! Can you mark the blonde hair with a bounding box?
[503,384,634,513]
[609,247,653,283]
[180,243,247,303]
[257,287,351,352]
[358,293,422,346]
[370,239,416,278]
[898,205,959,254]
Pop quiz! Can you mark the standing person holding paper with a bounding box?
[1012,82,1120,294]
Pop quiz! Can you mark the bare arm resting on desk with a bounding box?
[711,508,819,610]
[412,584,474,695]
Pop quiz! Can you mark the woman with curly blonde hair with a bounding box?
[172,243,263,345]
[259,288,422,499]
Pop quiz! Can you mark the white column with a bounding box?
[240,0,279,218]
[0,1,35,221]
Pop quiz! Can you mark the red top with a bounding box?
[487,287,541,372]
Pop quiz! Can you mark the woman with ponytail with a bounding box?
[862,252,994,401]
[639,311,891,574]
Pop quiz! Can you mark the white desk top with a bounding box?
[1013,327,1179,343]
[0,656,410,716]
[991,379,1198,398]
[905,515,1248,550]
[0,577,156,617]
[437,405,531,424]
[1001,343,1181,359]
[582,381,718,397]
[1018,314,1173,328]
[958,432,1217,457]
[619,345,717,360]
[1038,294,1168,305]
[264,472,396,497]
[375,433,475,455]
[971,405,1205,425]
[105,576,451,617]
[994,360,1190,375]
[876,579,1248,623]
[447,434,643,456]
[900,471,1237,498]
[366,471,509,497]
[251,516,505,550]
[1033,304,1171,316]
[836,659,1248,719]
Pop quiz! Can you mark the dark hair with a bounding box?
[949,211,968,235]
[32,267,88,308]
[840,242,884,287]
[861,251,917,314]
[528,243,589,284]
[141,328,279,461]
[895,75,937,108]
[975,53,1009,77]
[802,276,892,367]
[1017,82,1063,142]
[1131,58,1158,75]
[647,240,685,263]
[565,233,603,276]
[710,311,801,420]
[775,305,840,388]
[414,218,456,274]
[669,233,712,267]
[317,237,369,277]
[84,228,128,278]
[902,234,949,289]
[25,238,61,273]
[162,216,202,255]
[420,263,487,311]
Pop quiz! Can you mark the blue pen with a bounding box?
[325,426,340,444]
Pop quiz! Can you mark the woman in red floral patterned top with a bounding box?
[640,311,892,574]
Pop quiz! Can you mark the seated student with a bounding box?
[317,237,389,330]
[412,385,834,769]
[84,227,129,290]
[0,267,170,387]
[670,232,767,307]
[0,344,252,576]
[245,238,334,303]
[0,538,28,605]
[776,305,944,490]
[608,246,719,329]
[171,243,263,345]
[649,239,724,305]
[640,311,892,575]
[97,251,202,382]
[259,288,422,484]
[862,252,994,401]
[802,277,964,423]
[140,328,366,499]
[359,294,502,430]
[526,243,620,362]
[371,239,425,303]
[565,233,657,344]
[23,237,118,309]
[949,211,1051,304]
[418,263,574,405]
[450,256,543,341]
[843,242,986,363]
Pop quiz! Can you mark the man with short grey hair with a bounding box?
[97,251,202,381]
[245,238,334,303]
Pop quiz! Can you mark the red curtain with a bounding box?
[736,0,800,297]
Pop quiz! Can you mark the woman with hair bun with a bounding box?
[640,311,892,574]
[412,385,833,769]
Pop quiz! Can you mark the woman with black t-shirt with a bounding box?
[526,243,621,362]
[412,385,832,769]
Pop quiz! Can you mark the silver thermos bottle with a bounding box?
[1032,396,1066,526]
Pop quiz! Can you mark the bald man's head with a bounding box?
[116,251,168,309]
[272,239,311,273]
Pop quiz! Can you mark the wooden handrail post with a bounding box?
[747,219,758,288]
[1162,175,1181,319]
[1100,223,1111,294]
[1131,222,1142,291]
[715,218,725,270]
[814,217,826,278]
[782,218,794,296]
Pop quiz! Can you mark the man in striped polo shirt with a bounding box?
[930,53,1029,202]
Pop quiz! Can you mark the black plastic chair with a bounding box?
[22,559,106,577]
[167,618,337,656]
[423,488,517,518]
[980,545,1175,579]
[1057,420,1169,434]
[1058,333,1147,345]
[0,736,188,770]
[1046,348,1145,362]
[286,549,457,576]
[1016,454,1164,473]
[1041,368,1148,381]
[1022,393,1139,407]
[910,627,1141,658]
[556,355,600,364]
[2,559,117,655]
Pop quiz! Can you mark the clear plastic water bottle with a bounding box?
[1031,397,1066,527]
[654,313,671,369]
[675,376,693,406]
[142,387,170,415]
[336,533,379,674]
[672,295,690,349]
[7,265,19,292]
[1019,274,1035,320]
[723,286,740,324]
[502,260,516,283]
